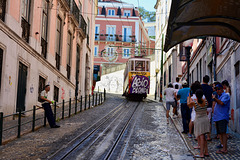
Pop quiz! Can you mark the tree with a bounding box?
[138,7,156,22]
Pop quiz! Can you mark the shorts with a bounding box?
[207,108,212,120]
[166,101,175,110]
[216,119,228,134]
[191,107,196,122]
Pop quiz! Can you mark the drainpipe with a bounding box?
[160,34,164,102]
[213,37,217,81]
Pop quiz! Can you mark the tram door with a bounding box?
[16,62,28,112]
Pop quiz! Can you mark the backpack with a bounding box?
[38,92,45,102]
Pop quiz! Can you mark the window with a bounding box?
[95,25,100,40]
[124,10,130,17]
[87,18,90,45]
[0,48,3,89]
[54,86,59,102]
[21,0,31,21]
[107,47,114,57]
[38,76,45,102]
[108,9,115,16]
[41,0,49,58]
[123,48,130,58]
[67,32,72,79]
[235,61,240,77]
[164,71,166,86]
[21,0,31,42]
[0,0,6,21]
[94,46,98,57]
[106,26,116,41]
[123,26,131,42]
[56,16,62,70]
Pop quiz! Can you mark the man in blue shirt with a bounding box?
[177,80,190,134]
[213,84,230,154]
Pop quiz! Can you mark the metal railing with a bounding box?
[0,89,106,145]
[96,34,136,42]
[79,14,87,35]
[21,17,30,43]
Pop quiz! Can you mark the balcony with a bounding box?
[41,38,47,58]
[95,34,136,43]
[79,14,87,35]
[21,17,30,43]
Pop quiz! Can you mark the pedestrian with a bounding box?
[188,81,204,141]
[188,89,210,158]
[177,80,190,134]
[173,77,182,89]
[40,85,60,128]
[222,80,231,96]
[201,75,213,141]
[212,84,230,154]
[173,84,180,117]
[164,83,176,124]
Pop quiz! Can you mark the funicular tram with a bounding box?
[123,57,150,100]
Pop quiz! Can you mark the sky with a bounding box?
[121,0,156,12]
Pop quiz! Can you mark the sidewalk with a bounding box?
[148,95,240,160]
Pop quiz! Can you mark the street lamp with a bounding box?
[155,68,159,100]
[183,39,193,87]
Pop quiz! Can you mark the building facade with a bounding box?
[154,0,183,98]
[94,0,155,94]
[0,0,96,115]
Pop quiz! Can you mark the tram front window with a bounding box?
[135,61,145,71]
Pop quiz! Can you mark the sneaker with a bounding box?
[188,133,193,138]
[51,125,60,128]
[216,144,223,149]
[167,118,169,124]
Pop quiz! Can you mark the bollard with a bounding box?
[75,97,77,114]
[104,88,106,101]
[80,96,82,112]
[85,96,87,110]
[0,112,3,145]
[95,93,97,106]
[89,94,91,109]
[62,100,65,119]
[32,106,36,132]
[44,109,47,127]
[69,98,71,117]
[98,93,100,105]
[54,101,57,121]
[92,93,94,107]
[17,109,22,138]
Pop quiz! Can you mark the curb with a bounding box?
[147,98,196,157]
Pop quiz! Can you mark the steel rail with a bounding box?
[103,102,140,160]
[49,101,128,160]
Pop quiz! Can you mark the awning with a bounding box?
[164,0,240,52]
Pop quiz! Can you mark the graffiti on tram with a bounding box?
[129,74,150,94]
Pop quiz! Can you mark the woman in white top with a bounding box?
[164,83,176,124]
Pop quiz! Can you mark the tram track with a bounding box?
[49,101,140,160]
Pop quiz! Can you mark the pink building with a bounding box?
[0,0,96,115]
[93,0,154,83]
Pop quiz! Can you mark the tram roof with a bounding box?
[164,0,240,52]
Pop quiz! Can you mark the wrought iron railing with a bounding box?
[41,38,47,59]
[79,14,87,35]
[55,53,60,70]
[21,18,30,43]
[65,0,71,8]
[96,34,136,42]
[67,64,71,79]
[72,0,80,24]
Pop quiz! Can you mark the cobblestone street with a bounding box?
[0,94,240,159]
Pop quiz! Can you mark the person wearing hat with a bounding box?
[212,84,230,154]
[177,80,190,134]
